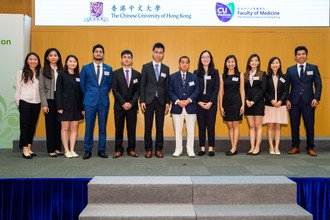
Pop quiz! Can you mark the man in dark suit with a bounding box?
[80,44,113,159]
[140,42,170,158]
[112,50,140,158]
[286,46,322,156]
[169,56,199,158]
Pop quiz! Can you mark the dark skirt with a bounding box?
[58,104,83,121]
[223,103,243,121]
[244,100,265,116]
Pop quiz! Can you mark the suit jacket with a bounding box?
[193,69,220,104]
[169,71,199,114]
[56,70,83,111]
[264,73,287,106]
[112,68,141,111]
[286,63,322,105]
[244,72,267,103]
[140,62,170,105]
[80,62,113,107]
[39,68,57,107]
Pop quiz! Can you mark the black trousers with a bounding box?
[289,98,315,150]
[144,97,165,151]
[19,100,41,148]
[45,98,61,153]
[114,108,137,153]
[197,104,217,147]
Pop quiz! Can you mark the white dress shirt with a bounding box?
[93,62,103,85]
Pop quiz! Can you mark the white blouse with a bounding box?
[15,70,41,106]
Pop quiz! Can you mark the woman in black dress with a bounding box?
[219,55,245,156]
[56,55,84,158]
[244,54,266,155]
[194,50,220,157]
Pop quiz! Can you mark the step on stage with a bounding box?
[80,176,312,220]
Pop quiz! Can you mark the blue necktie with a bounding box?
[182,73,186,89]
[155,64,159,81]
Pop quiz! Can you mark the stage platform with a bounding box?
[1,148,330,178]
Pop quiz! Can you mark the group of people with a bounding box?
[15,43,322,160]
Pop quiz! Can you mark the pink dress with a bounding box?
[263,75,288,124]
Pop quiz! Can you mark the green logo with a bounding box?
[0,39,12,45]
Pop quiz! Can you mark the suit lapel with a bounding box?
[100,65,106,86]
[89,63,99,85]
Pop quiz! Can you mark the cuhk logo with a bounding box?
[85,2,109,22]
[90,2,103,18]
[216,2,235,22]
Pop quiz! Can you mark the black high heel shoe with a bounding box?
[30,152,37,157]
[225,150,238,156]
[22,153,32,159]
[197,150,206,156]
[251,150,261,156]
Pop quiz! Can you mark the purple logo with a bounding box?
[90,2,103,18]
[85,2,109,22]
[216,2,235,22]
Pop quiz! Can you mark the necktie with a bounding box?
[155,64,159,81]
[182,73,186,89]
[97,65,100,85]
[125,69,130,86]
[299,65,304,78]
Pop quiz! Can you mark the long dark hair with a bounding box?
[267,57,283,77]
[244,53,263,81]
[64,55,80,77]
[197,50,215,77]
[43,48,63,79]
[223,55,239,78]
[21,52,41,83]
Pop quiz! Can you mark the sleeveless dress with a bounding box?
[222,72,242,121]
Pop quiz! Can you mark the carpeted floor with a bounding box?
[1,149,329,178]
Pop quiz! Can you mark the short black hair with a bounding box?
[152,42,165,52]
[295,46,308,55]
[179,56,190,63]
[92,44,105,53]
[121,50,133,58]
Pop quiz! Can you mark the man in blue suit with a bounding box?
[286,46,322,156]
[80,44,113,159]
[169,56,199,158]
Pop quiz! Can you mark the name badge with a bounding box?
[232,77,239,82]
[253,76,259,80]
[189,81,195,86]
[76,78,80,82]
[279,77,285,83]
[205,75,211,80]
[133,79,138,84]
[161,73,167,78]
[307,71,313,76]
[104,71,110,76]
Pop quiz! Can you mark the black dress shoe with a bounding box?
[83,152,92,160]
[30,152,37,157]
[197,151,206,156]
[98,151,108,158]
[225,150,238,156]
[208,151,215,157]
[22,153,32,159]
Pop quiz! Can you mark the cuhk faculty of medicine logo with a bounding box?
[216,2,235,22]
[85,2,109,22]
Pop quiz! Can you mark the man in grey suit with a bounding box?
[140,42,170,158]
